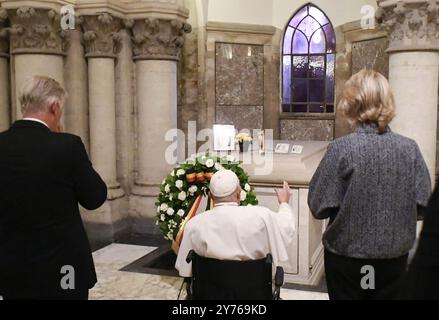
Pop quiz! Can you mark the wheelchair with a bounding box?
[184,250,284,300]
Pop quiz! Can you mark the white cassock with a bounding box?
[175,202,295,277]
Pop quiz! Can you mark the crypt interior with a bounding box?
[0,0,438,300]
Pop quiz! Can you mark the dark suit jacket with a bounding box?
[0,120,107,298]
[401,186,439,299]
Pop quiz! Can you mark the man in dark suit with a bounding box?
[0,75,107,300]
[400,186,439,299]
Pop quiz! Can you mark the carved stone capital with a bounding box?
[7,7,69,56]
[376,0,439,52]
[80,13,122,59]
[130,18,192,61]
[0,8,9,57]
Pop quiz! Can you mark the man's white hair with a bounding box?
[19,75,67,114]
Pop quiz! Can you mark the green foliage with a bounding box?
[155,153,258,241]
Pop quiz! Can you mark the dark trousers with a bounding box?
[324,249,408,300]
[1,289,89,301]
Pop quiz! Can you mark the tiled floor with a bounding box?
[90,243,329,300]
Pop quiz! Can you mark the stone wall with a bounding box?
[215,43,264,131]
[280,119,334,141]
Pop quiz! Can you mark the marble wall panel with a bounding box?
[216,105,263,131]
[280,119,334,141]
[215,43,264,106]
[352,37,389,78]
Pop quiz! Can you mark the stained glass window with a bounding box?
[282,4,336,114]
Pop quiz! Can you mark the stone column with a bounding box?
[7,7,67,120]
[0,8,10,131]
[81,13,124,200]
[377,0,439,182]
[115,20,135,194]
[129,18,191,233]
[79,13,128,243]
[64,23,89,152]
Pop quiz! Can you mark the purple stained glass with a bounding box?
[292,79,308,103]
[282,104,291,112]
[292,31,308,54]
[326,105,334,113]
[310,28,326,53]
[289,6,308,28]
[326,54,335,103]
[283,56,291,103]
[282,4,336,113]
[297,16,320,38]
[292,55,308,78]
[324,24,336,52]
[309,104,324,113]
[283,27,294,53]
[292,104,307,113]
[309,6,329,26]
[309,79,325,102]
[309,55,325,78]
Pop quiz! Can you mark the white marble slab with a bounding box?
[92,243,157,266]
[281,289,329,300]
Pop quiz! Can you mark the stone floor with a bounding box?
[90,243,329,300]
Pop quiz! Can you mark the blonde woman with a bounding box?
[308,69,432,300]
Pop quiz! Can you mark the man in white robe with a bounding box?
[175,169,295,277]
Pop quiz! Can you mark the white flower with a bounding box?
[205,159,214,168]
[160,214,165,221]
[177,209,185,217]
[164,184,170,193]
[240,190,247,201]
[176,169,186,177]
[215,163,224,171]
[157,206,161,213]
[188,185,198,195]
[175,180,184,189]
[156,220,159,225]
[170,170,175,177]
[169,194,173,201]
[244,183,251,192]
[162,179,166,185]
[160,203,168,211]
[178,191,187,201]
[201,155,207,160]
[167,208,175,216]
[226,155,235,162]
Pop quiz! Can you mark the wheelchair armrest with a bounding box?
[186,250,194,263]
[275,266,284,287]
[266,254,273,265]
[273,266,284,300]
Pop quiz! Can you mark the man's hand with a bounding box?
[275,181,291,204]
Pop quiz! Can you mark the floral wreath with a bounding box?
[155,153,258,248]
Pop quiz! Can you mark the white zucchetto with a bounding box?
[210,169,240,198]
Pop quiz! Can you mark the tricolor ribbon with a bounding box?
[171,194,215,253]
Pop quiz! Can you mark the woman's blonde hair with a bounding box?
[338,69,396,134]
